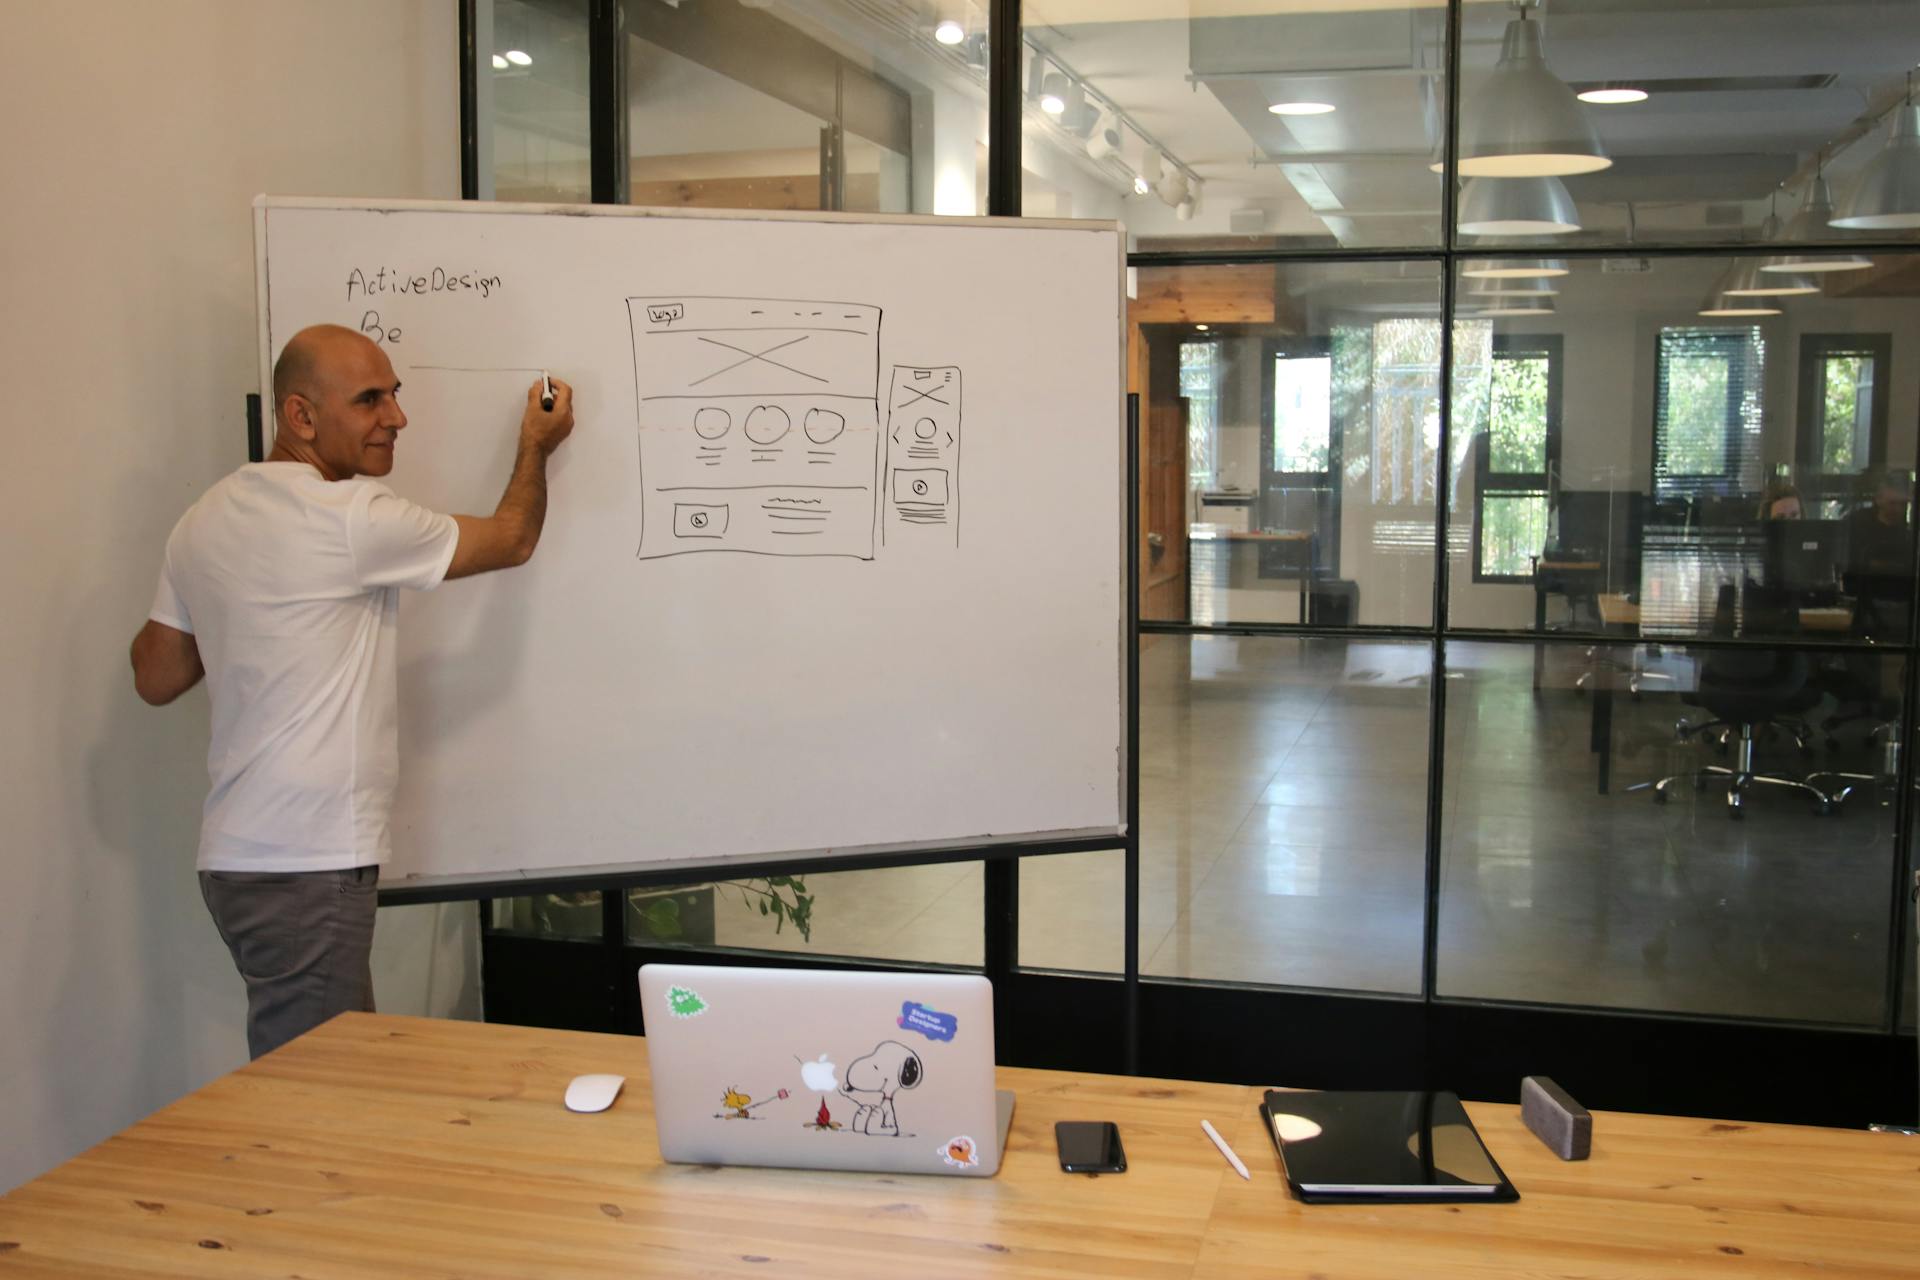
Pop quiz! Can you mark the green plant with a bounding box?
[630,875,814,944]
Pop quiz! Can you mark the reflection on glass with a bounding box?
[1456,2,1920,250]
[1021,3,1448,247]
[489,891,603,938]
[1446,253,1918,644]
[483,0,591,202]
[1108,633,1430,991]
[1138,261,1439,626]
[620,0,984,215]
[1438,641,1901,1025]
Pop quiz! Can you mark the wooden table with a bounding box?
[4,1014,1920,1278]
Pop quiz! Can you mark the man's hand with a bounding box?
[446,376,577,580]
[522,378,575,455]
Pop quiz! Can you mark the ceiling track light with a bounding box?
[1449,1,1610,178]
[1022,38,1197,208]
[1833,72,1920,231]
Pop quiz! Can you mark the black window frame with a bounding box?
[1797,332,1892,485]
[1258,337,1341,576]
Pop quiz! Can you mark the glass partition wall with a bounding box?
[467,0,1920,1125]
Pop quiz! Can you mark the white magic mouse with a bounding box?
[564,1073,625,1113]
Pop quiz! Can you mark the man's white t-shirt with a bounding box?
[149,462,459,871]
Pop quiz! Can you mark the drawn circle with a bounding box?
[912,479,930,496]
[804,408,846,445]
[690,511,708,529]
[745,405,791,445]
[694,407,731,440]
[914,417,938,441]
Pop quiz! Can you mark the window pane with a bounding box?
[481,0,591,202]
[1439,641,1902,1025]
[1445,252,1920,646]
[1272,355,1332,473]
[1822,354,1872,474]
[621,1,985,215]
[628,869,980,967]
[1021,2,1448,248]
[1453,3,1920,252]
[1069,633,1433,992]
[1138,260,1440,628]
[490,891,602,938]
[1489,356,1548,474]
[1481,491,1548,579]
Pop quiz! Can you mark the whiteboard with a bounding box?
[253,197,1126,887]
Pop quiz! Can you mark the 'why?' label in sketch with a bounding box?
[629,296,883,560]
[883,366,961,547]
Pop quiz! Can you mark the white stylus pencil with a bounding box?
[1201,1119,1250,1180]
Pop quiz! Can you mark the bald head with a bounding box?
[273,324,383,425]
[267,325,408,480]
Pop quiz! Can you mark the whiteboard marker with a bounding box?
[541,371,555,412]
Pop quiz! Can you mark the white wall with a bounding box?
[0,3,473,1193]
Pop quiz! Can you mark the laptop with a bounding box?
[638,964,1015,1177]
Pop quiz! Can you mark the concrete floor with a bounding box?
[546,633,1910,1029]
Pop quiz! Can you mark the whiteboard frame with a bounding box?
[251,195,1131,899]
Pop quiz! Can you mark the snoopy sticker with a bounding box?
[838,1040,923,1137]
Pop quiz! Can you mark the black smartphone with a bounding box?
[1055,1120,1126,1173]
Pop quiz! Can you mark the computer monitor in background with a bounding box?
[1764,519,1845,597]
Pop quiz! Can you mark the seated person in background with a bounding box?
[1843,469,1914,641]
[1758,481,1802,521]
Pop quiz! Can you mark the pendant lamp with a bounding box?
[1760,166,1873,273]
[1832,79,1920,231]
[1450,3,1609,178]
[1462,257,1570,279]
[1699,262,1782,317]
[1459,175,1581,236]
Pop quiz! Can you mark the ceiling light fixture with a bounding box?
[1176,196,1197,221]
[1721,219,1817,297]
[504,49,532,66]
[1458,175,1581,235]
[1158,169,1190,208]
[1832,73,1920,230]
[1269,101,1337,116]
[1040,73,1068,116]
[1195,323,1210,331]
[1133,174,1151,196]
[1760,163,1873,273]
[1462,257,1570,279]
[1478,299,1559,317]
[1470,277,1559,297]
[1450,1,1610,178]
[1085,112,1122,162]
[1577,84,1648,105]
[934,19,965,45]
[491,54,508,70]
[1700,262,1784,316]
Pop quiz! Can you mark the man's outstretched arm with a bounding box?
[447,377,576,580]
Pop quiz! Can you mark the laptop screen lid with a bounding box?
[639,964,1013,1177]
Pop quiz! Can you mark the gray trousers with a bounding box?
[199,865,379,1059]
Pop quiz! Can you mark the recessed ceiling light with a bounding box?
[1577,87,1649,105]
[1195,323,1210,331]
[491,54,508,70]
[1269,102,1336,116]
[1133,174,1151,196]
[934,19,965,45]
[504,49,532,66]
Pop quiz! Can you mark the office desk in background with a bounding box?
[3,1013,1918,1278]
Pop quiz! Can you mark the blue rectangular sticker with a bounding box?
[898,1001,958,1042]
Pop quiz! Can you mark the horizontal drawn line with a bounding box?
[767,514,828,521]
[765,497,824,505]
[657,485,868,492]
[643,327,875,337]
[750,448,781,453]
[770,529,825,535]
[808,460,833,464]
[638,548,873,561]
[410,364,546,373]
[641,394,875,402]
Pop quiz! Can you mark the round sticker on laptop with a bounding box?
[940,1135,979,1168]
[665,985,707,1018]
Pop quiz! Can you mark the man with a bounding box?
[129,324,575,1058]
[1842,468,1913,642]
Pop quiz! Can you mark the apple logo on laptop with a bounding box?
[800,1054,838,1092]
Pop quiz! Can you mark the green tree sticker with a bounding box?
[666,985,707,1019]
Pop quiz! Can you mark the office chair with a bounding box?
[1628,587,1840,817]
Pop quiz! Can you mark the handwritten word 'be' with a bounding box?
[360,311,401,345]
